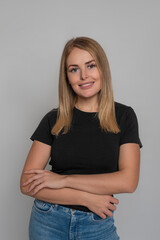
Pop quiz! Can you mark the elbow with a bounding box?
[125,182,138,193]
[122,173,139,193]
[20,187,25,195]
[20,184,26,195]
[20,181,27,195]
[20,175,29,196]
[20,184,32,197]
[20,175,25,195]
[127,185,137,193]
[20,177,35,197]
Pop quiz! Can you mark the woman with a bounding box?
[20,37,143,240]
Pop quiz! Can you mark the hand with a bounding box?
[85,194,119,219]
[23,169,67,195]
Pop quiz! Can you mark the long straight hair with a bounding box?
[51,37,120,136]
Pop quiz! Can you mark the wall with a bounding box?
[0,0,159,239]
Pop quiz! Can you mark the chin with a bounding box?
[77,92,100,99]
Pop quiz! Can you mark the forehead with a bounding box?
[66,48,94,65]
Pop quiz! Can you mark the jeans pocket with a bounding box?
[33,199,53,213]
[90,212,112,222]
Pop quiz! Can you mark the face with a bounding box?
[66,48,102,101]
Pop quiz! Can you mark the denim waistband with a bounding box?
[35,199,92,216]
[52,203,92,216]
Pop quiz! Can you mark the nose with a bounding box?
[80,68,88,80]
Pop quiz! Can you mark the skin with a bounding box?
[20,48,140,219]
[67,47,102,112]
[20,141,118,219]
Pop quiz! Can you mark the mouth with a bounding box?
[79,81,95,89]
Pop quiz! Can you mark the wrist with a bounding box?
[64,175,91,207]
[65,175,72,188]
[81,191,92,207]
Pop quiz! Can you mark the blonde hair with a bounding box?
[52,36,120,136]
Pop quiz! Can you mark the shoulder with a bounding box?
[115,101,142,148]
[30,108,58,145]
[114,102,130,112]
[45,108,58,118]
[40,108,58,128]
[114,101,137,124]
[115,101,131,114]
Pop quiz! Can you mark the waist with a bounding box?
[58,204,91,212]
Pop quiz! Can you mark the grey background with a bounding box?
[0,0,159,239]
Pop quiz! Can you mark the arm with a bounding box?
[65,143,141,195]
[20,140,90,206]
[20,140,119,219]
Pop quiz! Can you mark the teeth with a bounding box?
[80,82,94,87]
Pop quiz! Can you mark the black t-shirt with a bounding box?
[30,101,143,212]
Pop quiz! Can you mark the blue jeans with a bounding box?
[29,199,120,240]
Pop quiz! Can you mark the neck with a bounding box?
[75,99,99,112]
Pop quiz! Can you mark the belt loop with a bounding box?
[52,203,58,210]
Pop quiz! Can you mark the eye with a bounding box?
[88,64,96,69]
[69,68,79,73]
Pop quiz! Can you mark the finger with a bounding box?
[110,197,119,205]
[97,212,107,219]
[104,209,113,217]
[31,183,45,195]
[27,178,44,192]
[108,203,117,211]
[24,169,44,174]
[101,213,107,219]
[23,174,44,186]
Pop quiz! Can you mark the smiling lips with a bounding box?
[79,81,95,89]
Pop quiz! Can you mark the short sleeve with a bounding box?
[119,107,143,148]
[30,111,55,146]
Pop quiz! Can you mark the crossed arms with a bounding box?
[20,140,140,200]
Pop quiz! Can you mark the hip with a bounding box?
[29,199,120,240]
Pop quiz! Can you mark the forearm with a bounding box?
[65,170,138,195]
[21,185,90,207]
[20,171,92,206]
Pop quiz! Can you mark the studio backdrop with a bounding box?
[0,1,159,239]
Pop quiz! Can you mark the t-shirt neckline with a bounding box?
[73,106,98,114]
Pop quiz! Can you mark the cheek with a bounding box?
[92,69,101,79]
[94,72,101,82]
[67,74,79,85]
[95,76,102,90]
[96,72,102,85]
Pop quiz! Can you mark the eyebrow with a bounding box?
[67,60,95,69]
